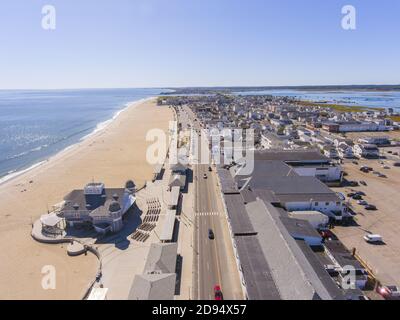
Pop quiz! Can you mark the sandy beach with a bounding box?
[0,98,173,299]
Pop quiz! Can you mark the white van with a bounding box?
[364,234,383,243]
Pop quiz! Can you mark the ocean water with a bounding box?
[236,89,400,110]
[0,88,166,181]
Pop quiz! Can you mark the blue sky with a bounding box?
[0,0,399,89]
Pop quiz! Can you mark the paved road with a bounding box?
[179,106,242,300]
[194,163,223,300]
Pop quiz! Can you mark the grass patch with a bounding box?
[297,100,384,113]
[390,116,400,122]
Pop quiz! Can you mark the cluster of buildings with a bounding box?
[159,94,400,300]
[162,95,399,160]
[217,150,368,300]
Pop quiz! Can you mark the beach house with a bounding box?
[59,181,136,234]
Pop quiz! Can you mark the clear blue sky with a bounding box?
[0,0,399,89]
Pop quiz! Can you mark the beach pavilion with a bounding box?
[40,213,65,237]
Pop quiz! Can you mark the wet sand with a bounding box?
[0,98,173,299]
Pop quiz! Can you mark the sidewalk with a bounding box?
[175,177,195,300]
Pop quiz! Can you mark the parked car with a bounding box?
[378,285,400,300]
[348,181,359,187]
[378,174,387,178]
[352,194,363,200]
[208,166,212,172]
[360,181,367,186]
[208,229,215,240]
[352,161,359,165]
[203,173,208,179]
[214,285,224,300]
[357,200,368,206]
[319,230,338,240]
[364,234,383,243]
[365,205,377,211]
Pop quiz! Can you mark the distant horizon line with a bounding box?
[1,83,400,91]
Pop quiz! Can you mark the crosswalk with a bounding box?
[195,212,222,217]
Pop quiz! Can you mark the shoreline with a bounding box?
[0,97,153,186]
[0,97,173,299]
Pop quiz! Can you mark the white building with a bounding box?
[261,132,291,150]
[337,144,354,159]
[284,198,344,222]
[358,136,391,146]
[291,163,343,182]
[288,211,330,229]
[324,147,339,159]
[61,181,136,234]
[323,121,390,133]
[353,144,380,158]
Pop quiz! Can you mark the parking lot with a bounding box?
[333,155,400,288]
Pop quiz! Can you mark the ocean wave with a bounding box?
[0,160,48,185]
[79,97,151,141]
[0,97,154,185]
[1,144,49,163]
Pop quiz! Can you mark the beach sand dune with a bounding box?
[0,99,173,299]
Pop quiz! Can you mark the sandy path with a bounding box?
[0,98,173,299]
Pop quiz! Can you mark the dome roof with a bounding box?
[109,200,121,213]
[125,180,136,189]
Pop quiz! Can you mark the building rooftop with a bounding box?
[62,188,127,214]
[128,273,176,300]
[246,199,344,300]
[254,149,329,162]
[280,216,323,240]
[324,240,365,270]
[144,243,178,274]
[160,210,177,242]
[128,242,178,300]
[224,193,255,235]
[217,166,239,194]
[235,168,341,203]
[168,186,180,207]
[234,235,281,300]
[232,160,294,179]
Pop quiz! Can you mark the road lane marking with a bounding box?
[195,212,221,217]
[205,175,224,291]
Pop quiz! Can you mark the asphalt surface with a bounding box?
[180,106,241,300]
[194,163,224,300]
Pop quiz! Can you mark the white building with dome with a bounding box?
[59,181,136,234]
